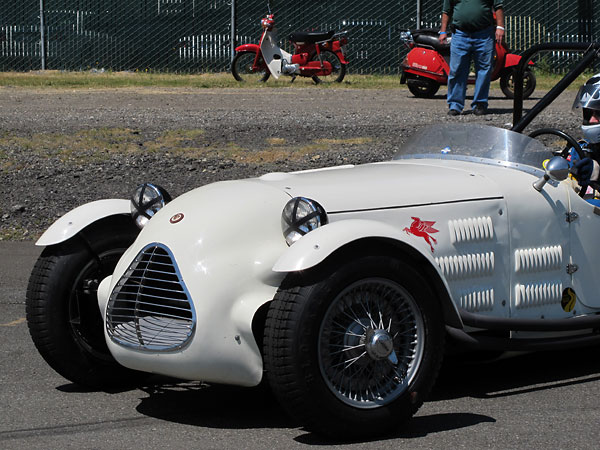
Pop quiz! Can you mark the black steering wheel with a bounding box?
[528,128,584,160]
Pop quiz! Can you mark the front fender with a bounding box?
[234,43,260,53]
[274,219,435,272]
[36,199,130,246]
[273,219,462,328]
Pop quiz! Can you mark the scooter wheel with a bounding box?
[310,50,346,84]
[406,77,440,98]
[500,68,536,99]
[231,51,270,83]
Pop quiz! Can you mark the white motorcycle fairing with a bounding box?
[259,28,293,79]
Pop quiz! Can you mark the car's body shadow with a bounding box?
[99,345,600,443]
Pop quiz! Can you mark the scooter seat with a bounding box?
[411,29,450,53]
[289,30,335,44]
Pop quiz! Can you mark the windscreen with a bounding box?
[393,124,550,171]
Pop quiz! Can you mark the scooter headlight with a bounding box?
[281,197,327,246]
[130,183,172,229]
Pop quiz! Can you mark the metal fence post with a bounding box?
[416,0,421,29]
[230,0,236,63]
[39,0,46,70]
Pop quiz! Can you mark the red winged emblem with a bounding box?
[403,217,439,253]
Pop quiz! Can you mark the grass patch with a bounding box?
[315,137,373,145]
[0,225,33,241]
[0,127,376,166]
[0,128,147,163]
[0,70,590,91]
[0,71,403,90]
[266,137,286,145]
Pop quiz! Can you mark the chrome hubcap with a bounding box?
[365,329,398,363]
[318,278,425,409]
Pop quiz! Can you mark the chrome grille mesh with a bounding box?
[107,243,196,351]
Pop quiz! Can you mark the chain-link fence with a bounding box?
[1,1,599,73]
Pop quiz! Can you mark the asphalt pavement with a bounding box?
[2,241,600,449]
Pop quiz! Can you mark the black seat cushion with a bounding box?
[289,30,335,43]
[411,28,450,53]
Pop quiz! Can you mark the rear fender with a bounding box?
[504,53,534,68]
[273,219,462,328]
[329,42,349,64]
[404,47,449,77]
[36,199,131,246]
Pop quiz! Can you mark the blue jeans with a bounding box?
[447,27,495,112]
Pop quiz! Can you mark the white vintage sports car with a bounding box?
[26,43,600,439]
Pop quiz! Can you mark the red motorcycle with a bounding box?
[400,29,536,99]
[231,12,348,84]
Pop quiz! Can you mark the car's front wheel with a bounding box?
[263,255,444,439]
[26,216,143,388]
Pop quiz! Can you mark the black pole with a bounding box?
[512,42,600,133]
[231,0,237,62]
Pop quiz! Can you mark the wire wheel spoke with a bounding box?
[318,278,424,408]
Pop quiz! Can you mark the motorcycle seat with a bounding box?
[411,29,450,53]
[289,30,335,44]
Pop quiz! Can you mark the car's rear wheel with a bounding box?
[263,255,444,439]
[26,216,144,388]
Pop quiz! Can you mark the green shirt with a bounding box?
[442,0,503,32]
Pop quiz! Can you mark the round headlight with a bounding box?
[130,183,172,229]
[281,197,327,246]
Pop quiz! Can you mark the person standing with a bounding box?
[438,0,504,116]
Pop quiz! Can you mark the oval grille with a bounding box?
[106,243,196,351]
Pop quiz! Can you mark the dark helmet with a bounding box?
[573,73,600,143]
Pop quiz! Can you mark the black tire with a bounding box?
[263,255,445,439]
[26,215,143,389]
[406,76,440,98]
[500,68,536,99]
[310,50,346,84]
[231,51,270,83]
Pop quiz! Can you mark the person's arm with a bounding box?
[494,7,505,44]
[439,12,450,43]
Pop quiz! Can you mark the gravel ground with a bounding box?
[0,85,581,240]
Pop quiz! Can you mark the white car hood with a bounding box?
[254,160,504,212]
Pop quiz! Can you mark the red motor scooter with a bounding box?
[231,9,348,84]
[400,29,536,99]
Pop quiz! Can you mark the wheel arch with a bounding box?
[313,238,462,329]
[272,220,462,329]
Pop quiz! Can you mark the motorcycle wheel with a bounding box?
[231,51,270,83]
[310,50,346,84]
[500,68,536,99]
[406,76,440,98]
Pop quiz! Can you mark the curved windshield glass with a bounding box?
[393,124,550,172]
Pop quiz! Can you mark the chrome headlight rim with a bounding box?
[281,196,328,246]
[130,183,172,229]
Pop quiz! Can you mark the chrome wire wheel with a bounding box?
[318,278,425,408]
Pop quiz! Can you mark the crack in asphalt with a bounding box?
[0,417,154,441]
